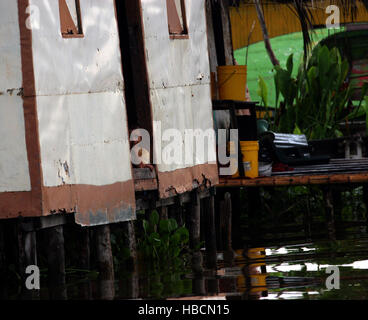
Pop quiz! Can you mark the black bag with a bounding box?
[259,132,330,166]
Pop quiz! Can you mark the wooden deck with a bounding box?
[219,158,368,187]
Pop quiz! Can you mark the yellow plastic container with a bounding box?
[217,65,247,101]
[240,141,259,178]
[228,141,239,178]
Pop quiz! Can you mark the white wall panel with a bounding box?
[141,0,215,173]
[29,0,133,187]
[0,1,31,192]
[37,92,132,187]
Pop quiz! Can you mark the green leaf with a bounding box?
[286,53,294,75]
[168,218,178,232]
[257,75,268,108]
[159,219,170,233]
[143,219,149,232]
[150,210,159,226]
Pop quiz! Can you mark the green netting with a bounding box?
[234,28,345,108]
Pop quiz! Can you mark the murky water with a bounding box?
[3,197,368,300]
[48,234,368,300]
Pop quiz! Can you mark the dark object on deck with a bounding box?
[259,132,331,166]
[213,100,258,177]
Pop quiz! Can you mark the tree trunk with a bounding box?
[254,0,280,66]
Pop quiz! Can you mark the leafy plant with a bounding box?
[266,45,368,140]
[139,210,190,271]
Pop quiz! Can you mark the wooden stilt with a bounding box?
[188,191,203,275]
[121,220,139,299]
[203,192,217,270]
[363,184,368,232]
[44,225,67,300]
[94,224,115,300]
[74,226,91,300]
[248,187,262,245]
[230,189,242,249]
[304,188,313,241]
[223,192,234,266]
[0,222,7,299]
[159,206,169,220]
[323,187,336,240]
[168,200,184,227]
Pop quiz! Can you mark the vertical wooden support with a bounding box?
[159,206,169,220]
[95,224,115,300]
[203,191,218,270]
[14,219,39,299]
[44,225,67,300]
[189,191,203,275]
[219,0,234,65]
[223,192,234,266]
[323,187,336,241]
[75,226,91,300]
[168,201,184,227]
[304,189,313,241]
[0,222,7,299]
[122,220,139,299]
[363,184,368,232]
[248,187,263,245]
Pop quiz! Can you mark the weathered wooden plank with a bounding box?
[219,172,368,188]
[94,224,114,300]
[133,168,156,180]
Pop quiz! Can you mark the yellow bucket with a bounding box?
[217,65,247,101]
[240,141,259,179]
[228,141,239,178]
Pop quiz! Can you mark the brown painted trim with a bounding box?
[42,180,136,226]
[17,0,43,215]
[135,179,158,192]
[169,34,189,40]
[157,163,219,198]
[218,172,368,188]
[59,0,84,38]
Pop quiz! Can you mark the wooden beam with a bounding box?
[94,224,115,300]
[43,225,67,300]
[219,172,368,188]
[322,187,336,240]
[219,0,235,65]
[203,193,217,269]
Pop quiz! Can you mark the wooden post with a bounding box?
[0,222,7,299]
[94,224,115,300]
[323,187,336,240]
[219,0,235,65]
[121,220,139,299]
[203,192,217,270]
[168,202,184,227]
[363,184,368,232]
[188,191,203,275]
[223,192,234,266]
[43,225,67,300]
[74,226,91,300]
[248,187,263,246]
[159,206,169,220]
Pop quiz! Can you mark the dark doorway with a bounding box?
[115,0,153,138]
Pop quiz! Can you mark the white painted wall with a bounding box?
[141,0,216,173]
[30,0,133,187]
[0,1,31,192]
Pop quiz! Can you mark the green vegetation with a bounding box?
[235,28,344,107]
[271,45,368,139]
